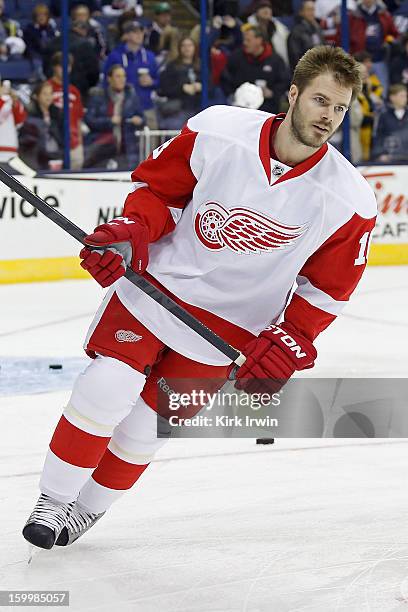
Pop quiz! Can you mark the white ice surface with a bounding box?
[0,268,408,611]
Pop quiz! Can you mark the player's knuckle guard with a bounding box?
[81,215,149,281]
[260,323,317,370]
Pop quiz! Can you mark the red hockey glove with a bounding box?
[80,216,149,287]
[232,323,317,394]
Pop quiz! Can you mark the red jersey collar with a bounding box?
[259,113,328,185]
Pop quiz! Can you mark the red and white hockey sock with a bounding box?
[39,416,110,503]
[39,356,147,503]
[77,449,149,514]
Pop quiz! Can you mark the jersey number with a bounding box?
[354,231,372,266]
[152,136,177,159]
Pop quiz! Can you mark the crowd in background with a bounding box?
[0,0,408,170]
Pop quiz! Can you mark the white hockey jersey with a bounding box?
[0,95,26,162]
[113,105,377,365]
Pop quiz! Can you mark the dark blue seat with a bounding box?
[4,0,16,17]
[276,15,295,29]
[14,0,51,19]
[0,59,34,81]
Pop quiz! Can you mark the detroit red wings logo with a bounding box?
[194,202,307,254]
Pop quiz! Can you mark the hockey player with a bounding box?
[23,45,377,549]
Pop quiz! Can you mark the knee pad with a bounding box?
[108,397,169,464]
[63,356,146,436]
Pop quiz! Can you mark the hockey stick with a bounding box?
[0,165,245,367]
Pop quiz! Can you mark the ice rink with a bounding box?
[1,266,408,611]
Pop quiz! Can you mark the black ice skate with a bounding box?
[22,494,75,549]
[55,502,105,546]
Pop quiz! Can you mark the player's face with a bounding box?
[288,72,352,149]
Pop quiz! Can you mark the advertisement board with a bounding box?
[0,166,407,283]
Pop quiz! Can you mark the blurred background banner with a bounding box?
[0,0,407,279]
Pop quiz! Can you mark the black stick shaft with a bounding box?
[0,167,243,364]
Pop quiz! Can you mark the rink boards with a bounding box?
[0,166,407,284]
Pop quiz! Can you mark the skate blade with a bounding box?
[27,543,41,564]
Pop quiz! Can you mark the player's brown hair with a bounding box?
[291,45,363,102]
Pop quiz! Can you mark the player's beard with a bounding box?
[290,96,332,149]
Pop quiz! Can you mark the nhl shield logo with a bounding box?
[272,164,285,177]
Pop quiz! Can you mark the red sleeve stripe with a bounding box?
[123,187,176,243]
[297,214,376,302]
[284,293,337,341]
[295,275,348,315]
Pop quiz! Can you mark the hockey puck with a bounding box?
[256,438,275,445]
[49,364,63,370]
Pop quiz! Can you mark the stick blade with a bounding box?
[8,156,37,178]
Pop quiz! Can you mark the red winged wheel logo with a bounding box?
[194,202,307,254]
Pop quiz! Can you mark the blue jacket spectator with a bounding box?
[85,64,144,169]
[23,4,59,61]
[372,83,408,161]
[104,21,159,112]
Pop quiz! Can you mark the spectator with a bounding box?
[355,54,384,159]
[23,4,58,63]
[44,19,100,102]
[287,1,325,71]
[71,3,106,59]
[68,19,101,100]
[208,14,243,55]
[315,0,356,44]
[104,7,142,50]
[372,83,408,161]
[390,33,408,85]
[393,0,408,35]
[241,0,293,18]
[189,23,229,93]
[19,81,63,170]
[146,2,180,67]
[48,51,85,169]
[221,25,289,113]
[157,37,201,129]
[85,64,143,169]
[101,0,143,17]
[329,97,364,162]
[339,0,399,94]
[247,0,290,67]
[0,79,26,162]
[104,21,159,130]
[49,0,102,16]
[0,0,25,60]
[354,50,384,97]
